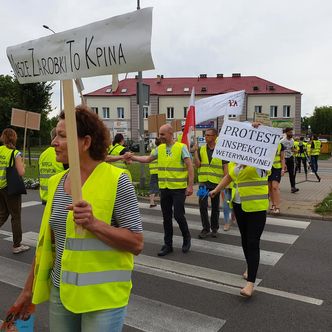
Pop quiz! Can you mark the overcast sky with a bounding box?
[1,0,331,117]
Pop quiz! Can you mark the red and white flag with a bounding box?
[181,87,195,149]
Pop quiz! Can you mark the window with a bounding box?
[270,106,278,118]
[254,105,262,113]
[143,106,149,119]
[167,107,174,119]
[117,107,124,119]
[166,87,173,92]
[183,87,190,92]
[283,105,291,118]
[183,107,188,118]
[102,107,110,119]
[91,107,98,115]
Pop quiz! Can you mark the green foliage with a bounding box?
[0,74,54,146]
[310,106,332,135]
[315,192,332,215]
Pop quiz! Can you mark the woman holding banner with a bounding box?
[210,163,269,297]
[11,106,143,331]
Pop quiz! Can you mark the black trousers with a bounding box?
[285,157,296,188]
[199,184,220,232]
[160,188,191,247]
[0,188,22,247]
[233,203,266,283]
[296,157,307,174]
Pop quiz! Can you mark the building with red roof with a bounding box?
[84,73,301,141]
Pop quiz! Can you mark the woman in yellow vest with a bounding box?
[310,135,321,173]
[210,163,270,297]
[0,128,30,254]
[268,142,286,215]
[107,133,132,181]
[12,106,143,331]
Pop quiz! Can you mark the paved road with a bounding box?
[0,192,331,331]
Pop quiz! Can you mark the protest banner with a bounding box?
[7,8,155,235]
[11,108,41,160]
[213,120,282,170]
[6,8,154,83]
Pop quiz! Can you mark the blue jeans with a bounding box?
[223,189,232,224]
[49,285,127,332]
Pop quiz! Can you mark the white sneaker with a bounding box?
[13,245,30,254]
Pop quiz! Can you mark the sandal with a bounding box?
[272,207,280,215]
[269,205,276,213]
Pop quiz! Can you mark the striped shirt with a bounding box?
[49,173,142,288]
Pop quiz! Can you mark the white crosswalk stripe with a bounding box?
[0,201,323,332]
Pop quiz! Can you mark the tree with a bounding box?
[0,74,54,146]
[310,106,332,136]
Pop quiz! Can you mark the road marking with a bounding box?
[22,201,42,208]
[135,254,261,287]
[126,295,226,332]
[0,256,29,288]
[143,230,282,266]
[2,231,38,247]
[0,240,323,308]
[138,202,310,229]
[142,214,299,245]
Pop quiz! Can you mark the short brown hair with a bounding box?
[59,105,110,161]
[0,128,17,149]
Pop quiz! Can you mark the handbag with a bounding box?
[5,150,27,195]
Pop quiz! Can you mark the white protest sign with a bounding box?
[213,120,282,170]
[195,90,245,124]
[7,8,154,83]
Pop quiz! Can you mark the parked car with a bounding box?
[129,141,149,153]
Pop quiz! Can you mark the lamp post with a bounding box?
[137,0,146,189]
[42,24,62,112]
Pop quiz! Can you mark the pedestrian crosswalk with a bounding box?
[0,201,324,332]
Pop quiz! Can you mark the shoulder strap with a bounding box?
[8,150,16,167]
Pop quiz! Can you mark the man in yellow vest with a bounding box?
[193,128,228,237]
[295,136,308,174]
[310,135,321,173]
[131,124,194,256]
[38,129,67,204]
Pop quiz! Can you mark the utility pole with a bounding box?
[137,0,146,189]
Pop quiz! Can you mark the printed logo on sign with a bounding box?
[228,100,238,107]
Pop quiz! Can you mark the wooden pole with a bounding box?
[62,79,83,234]
[22,112,28,164]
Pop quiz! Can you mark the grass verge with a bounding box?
[315,192,332,215]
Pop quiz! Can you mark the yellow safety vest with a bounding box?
[149,148,158,175]
[108,144,132,181]
[32,163,134,313]
[273,143,282,169]
[0,146,19,189]
[158,142,188,189]
[311,140,321,156]
[229,162,269,212]
[177,133,183,143]
[297,141,307,158]
[198,145,223,184]
[293,141,299,157]
[38,147,64,202]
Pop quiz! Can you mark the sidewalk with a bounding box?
[145,158,332,221]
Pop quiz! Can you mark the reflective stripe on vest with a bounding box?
[198,145,223,184]
[0,146,18,189]
[158,142,188,189]
[229,162,269,212]
[62,270,132,286]
[32,163,133,313]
